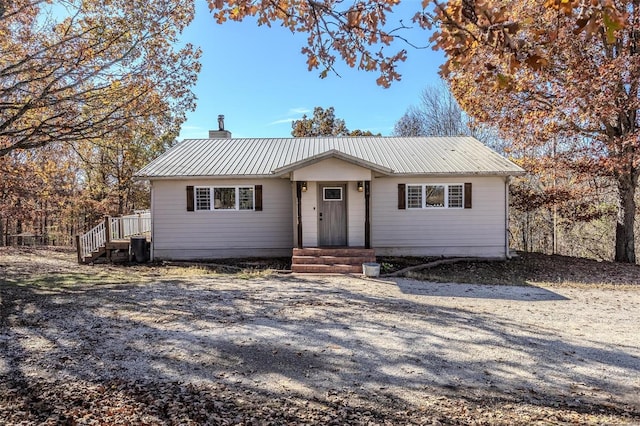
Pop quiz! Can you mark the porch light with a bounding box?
[357,181,364,192]
[301,181,308,192]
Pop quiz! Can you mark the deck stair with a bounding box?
[76,211,151,264]
[291,248,376,273]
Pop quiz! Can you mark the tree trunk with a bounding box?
[16,218,22,246]
[615,175,637,263]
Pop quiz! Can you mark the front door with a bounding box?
[318,184,347,246]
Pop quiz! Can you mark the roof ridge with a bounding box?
[135,136,525,179]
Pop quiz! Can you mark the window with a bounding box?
[406,184,464,209]
[425,185,445,207]
[407,185,422,209]
[448,185,463,208]
[238,187,254,210]
[195,187,211,211]
[214,187,236,209]
[323,187,342,201]
[195,186,254,211]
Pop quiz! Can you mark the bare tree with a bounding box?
[393,106,428,137]
[393,81,470,137]
[393,81,505,152]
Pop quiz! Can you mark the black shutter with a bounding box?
[255,185,263,211]
[464,182,472,209]
[398,184,406,210]
[186,186,194,211]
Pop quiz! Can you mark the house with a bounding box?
[134,126,524,272]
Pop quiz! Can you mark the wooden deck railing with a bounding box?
[108,213,151,241]
[78,221,107,260]
[76,211,151,263]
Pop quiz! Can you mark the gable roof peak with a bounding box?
[135,136,525,179]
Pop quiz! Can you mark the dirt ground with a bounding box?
[1,247,639,425]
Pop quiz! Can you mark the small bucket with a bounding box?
[362,262,380,277]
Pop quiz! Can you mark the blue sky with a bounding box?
[178,1,446,139]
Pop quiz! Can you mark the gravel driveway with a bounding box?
[1,252,639,424]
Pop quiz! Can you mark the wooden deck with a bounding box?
[76,212,151,264]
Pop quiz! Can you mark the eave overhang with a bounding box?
[271,149,394,177]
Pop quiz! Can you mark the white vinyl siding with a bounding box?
[373,176,507,257]
[292,157,373,182]
[152,179,292,259]
[300,181,318,247]
[347,181,365,246]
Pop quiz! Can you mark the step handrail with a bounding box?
[78,221,106,260]
[76,210,151,263]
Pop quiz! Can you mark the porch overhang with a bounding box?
[271,149,394,177]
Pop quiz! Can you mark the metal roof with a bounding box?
[134,136,525,178]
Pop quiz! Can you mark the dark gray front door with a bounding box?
[318,184,347,246]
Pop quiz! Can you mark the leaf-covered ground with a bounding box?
[2,377,634,425]
[380,252,640,287]
[1,247,639,425]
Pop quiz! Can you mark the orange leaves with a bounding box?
[208,0,407,87]
[412,10,432,30]
[434,0,629,87]
[443,0,639,247]
[544,0,627,42]
[206,0,629,89]
[544,0,579,16]
[346,4,363,28]
[1,0,200,157]
[375,49,406,88]
[291,106,350,136]
[303,48,319,71]
[524,53,548,71]
[427,1,640,261]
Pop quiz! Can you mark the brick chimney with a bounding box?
[209,114,232,138]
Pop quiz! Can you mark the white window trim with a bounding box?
[323,186,343,201]
[406,184,423,209]
[195,187,211,211]
[194,185,255,211]
[406,183,464,209]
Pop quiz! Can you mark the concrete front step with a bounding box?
[293,247,375,257]
[291,247,376,274]
[291,263,364,274]
[292,255,376,265]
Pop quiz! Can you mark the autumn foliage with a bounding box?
[209,0,408,87]
[291,106,379,136]
[0,0,200,244]
[434,1,639,262]
[209,0,638,262]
